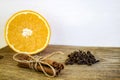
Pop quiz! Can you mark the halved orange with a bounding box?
[5,10,51,54]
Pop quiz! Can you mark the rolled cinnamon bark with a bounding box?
[43,60,64,70]
[17,54,64,70]
[17,62,60,76]
[15,54,64,76]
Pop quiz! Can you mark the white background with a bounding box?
[0,0,120,48]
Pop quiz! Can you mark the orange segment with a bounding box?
[5,10,51,54]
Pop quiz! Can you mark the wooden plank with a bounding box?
[0,45,120,80]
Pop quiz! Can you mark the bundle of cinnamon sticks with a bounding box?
[14,54,64,76]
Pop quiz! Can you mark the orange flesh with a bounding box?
[5,11,50,54]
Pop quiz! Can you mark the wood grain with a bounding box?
[0,45,120,80]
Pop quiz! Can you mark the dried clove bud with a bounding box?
[65,50,100,66]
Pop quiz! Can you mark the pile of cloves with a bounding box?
[65,50,100,66]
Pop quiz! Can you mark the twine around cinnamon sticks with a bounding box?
[13,51,64,77]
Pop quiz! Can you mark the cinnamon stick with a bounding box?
[15,54,64,76]
[43,60,64,70]
[17,54,64,70]
[17,62,60,76]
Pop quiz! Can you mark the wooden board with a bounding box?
[0,45,120,80]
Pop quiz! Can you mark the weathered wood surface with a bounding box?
[0,45,120,80]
